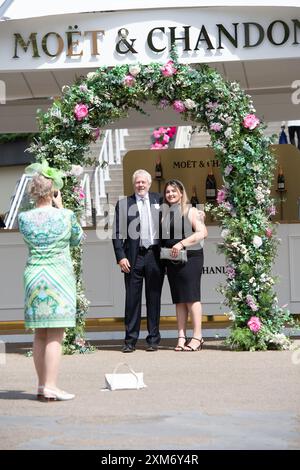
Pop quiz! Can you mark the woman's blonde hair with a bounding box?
[28,174,54,200]
[163,179,190,217]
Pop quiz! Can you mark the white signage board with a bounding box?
[0,7,299,71]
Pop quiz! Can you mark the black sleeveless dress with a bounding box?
[161,205,204,304]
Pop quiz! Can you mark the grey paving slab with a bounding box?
[0,339,300,450]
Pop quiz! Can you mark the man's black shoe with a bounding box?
[122,345,135,353]
[146,345,158,352]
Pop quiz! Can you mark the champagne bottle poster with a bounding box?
[123,146,300,221]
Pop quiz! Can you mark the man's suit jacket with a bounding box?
[112,192,162,267]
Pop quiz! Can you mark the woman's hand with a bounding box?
[52,190,63,208]
[171,242,184,257]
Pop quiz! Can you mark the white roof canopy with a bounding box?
[0,1,299,131]
[1,1,299,21]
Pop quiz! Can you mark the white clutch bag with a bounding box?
[104,362,147,391]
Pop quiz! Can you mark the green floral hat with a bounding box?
[25,160,64,190]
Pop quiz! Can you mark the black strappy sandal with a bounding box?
[174,336,187,351]
[184,337,204,351]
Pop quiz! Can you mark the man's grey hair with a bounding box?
[132,169,152,185]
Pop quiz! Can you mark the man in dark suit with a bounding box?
[112,169,164,352]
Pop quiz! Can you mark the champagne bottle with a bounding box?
[206,169,217,201]
[190,185,199,207]
[155,156,163,179]
[277,166,285,191]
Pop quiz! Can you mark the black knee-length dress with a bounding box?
[161,205,204,304]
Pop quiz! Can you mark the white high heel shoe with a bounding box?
[42,387,75,401]
[37,386,44,400]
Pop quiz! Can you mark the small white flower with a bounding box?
[87,71,97,80]
[253,235,263,248]
[183,99,196,110]
[221,229,230,238]
[50,107,62,119]
[224,127,232,139]
[70,165,84,177]
[129,64,141,77]
[227,311,236,320]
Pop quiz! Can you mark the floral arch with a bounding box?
[28,52,293,352]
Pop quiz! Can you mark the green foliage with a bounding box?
[28,55,295,351]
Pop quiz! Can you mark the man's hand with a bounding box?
[119,258,131,273]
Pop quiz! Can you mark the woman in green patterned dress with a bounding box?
[18,167,83,401]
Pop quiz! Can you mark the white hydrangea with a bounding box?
[253,235,263,248]
[184,99,196,109]
[129,64,141,77]
[70,165,84,177]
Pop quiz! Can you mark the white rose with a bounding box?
[184,99,196,110]
[253,235,263,248]
[87,72,97,80]
[129,65,141,77]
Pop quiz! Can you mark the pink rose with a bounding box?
[161,134,170,145]
[243,114,260,130]
[265,228,272,238]
[167,126,177,138]
[247,316,262,333]
[74,103,89,121]
[153,129,163,139]
[74,187,85,199]
[161,60,177,77]
[173,100,186,113]
[123,74,136,87]
[151,142,164,150]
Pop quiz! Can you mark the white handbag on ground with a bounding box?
[104,362,147,391]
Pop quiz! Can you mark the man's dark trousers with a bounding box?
[124,245,164,347]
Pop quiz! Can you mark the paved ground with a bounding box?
[0,339,300,450]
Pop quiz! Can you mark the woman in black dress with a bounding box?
[161,180,207,351]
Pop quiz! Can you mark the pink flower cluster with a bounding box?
[225,265,236,280]
[161,60,177,77]
[74,187,85,200]
[243,114,260,130]
[246,294,258,312]
[151,126,177,150]
[74,103,89,121]
[247,316,262,333]
[123,74,136,87]
[217,187,227,204]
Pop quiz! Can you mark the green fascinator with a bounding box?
[25,159,64,190]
